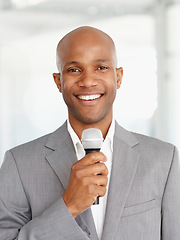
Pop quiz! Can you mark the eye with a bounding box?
[97,66,108,71]
[68,68,79,72]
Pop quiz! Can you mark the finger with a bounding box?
[94,185,107,198]
[82,175,108,187]
[81,162,109,176]
[92,175,108,187]
[72,162,108,179]
[79,152,107,166]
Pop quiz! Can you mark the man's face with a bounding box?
[54,30,123,126]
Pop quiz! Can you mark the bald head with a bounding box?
[53,26,123,130]
[56,26,117,72]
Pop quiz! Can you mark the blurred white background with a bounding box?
[0,0,180,165]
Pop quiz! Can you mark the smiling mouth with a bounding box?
[76,94,102,101]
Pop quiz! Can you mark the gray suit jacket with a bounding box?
[0,121,180,240]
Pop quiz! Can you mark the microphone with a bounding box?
[81,128,104,205]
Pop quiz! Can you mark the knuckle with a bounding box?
[103,164,108,174]
[90,152,101,163]
[102,187,107,196]
[91,153,96,161]
[104,176,108,185]
[101,163,108,172]
[99,152,106,161]
[71,162,78,171]
[71,164,75,171]
[106,176,108,183]
[88,184,95,195]
[74,169,82,179]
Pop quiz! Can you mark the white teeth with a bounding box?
[78,94,101,100]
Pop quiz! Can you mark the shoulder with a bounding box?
[132,131,175,157]
[116,123,178,183]
[130,132,177,176]
[9,121,68,158]
[133,131,174,149]
[115,121,175,159]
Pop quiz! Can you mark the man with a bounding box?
[0,26,180,240]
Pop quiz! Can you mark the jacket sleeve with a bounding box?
[0,150,90,240]
[161,146,180,239]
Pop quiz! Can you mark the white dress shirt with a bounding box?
[67,120,115,240]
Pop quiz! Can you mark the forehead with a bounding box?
[57,30,116,64]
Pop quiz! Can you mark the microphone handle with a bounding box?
[85,148,100,205]
[84,148,100,154]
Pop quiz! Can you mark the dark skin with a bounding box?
[53,26,123,218]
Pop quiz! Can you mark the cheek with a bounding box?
[106,81,118,104]
[61,80,76,106]
[107,78,117,94]
[61,75,77,91]
[60,78,71,94]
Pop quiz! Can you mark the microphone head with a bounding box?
[81,128,104,149]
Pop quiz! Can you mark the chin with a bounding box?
[77,114,106,125]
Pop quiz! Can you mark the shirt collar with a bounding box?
[67,119,81,147]
[67,119,115,157]
[104,119,115,152]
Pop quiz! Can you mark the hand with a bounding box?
[62,152,108,218]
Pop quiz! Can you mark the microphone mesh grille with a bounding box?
[81,128,104,149]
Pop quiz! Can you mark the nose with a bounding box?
[77,70,98,88]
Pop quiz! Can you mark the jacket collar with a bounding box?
[45,120,139,151]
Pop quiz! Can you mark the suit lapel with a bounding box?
[45,139,76,190]
[101,123,141,240]
[44,121,98,239]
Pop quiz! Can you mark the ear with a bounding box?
[53,73,62,92]
[116,67,123,89]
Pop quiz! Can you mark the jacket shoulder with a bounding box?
[10,121,68,157]
[132,131,175,157]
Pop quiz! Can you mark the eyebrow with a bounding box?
[64,61,80,67]
[64,59,111,68]
[93,59,110,63]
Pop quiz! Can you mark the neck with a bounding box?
[69,115,113,140]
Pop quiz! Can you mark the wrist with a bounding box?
[62,195,79,218]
